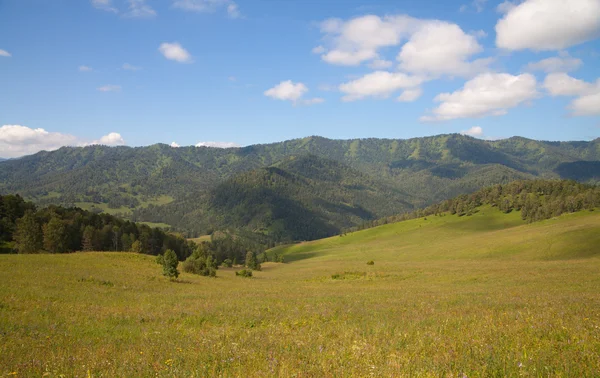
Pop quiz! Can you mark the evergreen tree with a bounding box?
[161,249,179,280]
[82,225,95,251]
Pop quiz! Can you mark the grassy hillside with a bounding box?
[1,207,599,376]
[1,134,598,236]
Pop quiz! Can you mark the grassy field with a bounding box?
[1,207,600,376]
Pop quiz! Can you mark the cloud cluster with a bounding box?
[264,81,324,106]
[0,125,126,158]
[159,42,193,63]
[422,73,539,121]
[172,0,242,18]
[544,73,600,116]
[0,49,11,57]
[496,0,600,50]
[460,126,484,137]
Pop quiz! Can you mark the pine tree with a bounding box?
[161,249,179,280]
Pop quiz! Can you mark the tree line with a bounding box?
[344,180,600,233]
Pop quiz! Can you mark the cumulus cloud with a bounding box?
[316,14,491,78]
[461,126,484,137]
[195,141,240,148]
[0,125,125,158]
[122,63,142,71]
[339,71,423,102]
[397,88,423,102]
[397,20,491,78]
[79,65,93,72]
[172,0,242,18]
[97,85,121,92]
[317,15,420,66]
[170,142,181,148]
[496,0,600,51]
[159,42,193,63]
[461,0,488,13]
[264,80,324,106]
[312,46,326,54]
[543,73,600,116]
[421,73,539,121]
[93,132,126,145]
[0,49,11,57]
[525,52,583,73]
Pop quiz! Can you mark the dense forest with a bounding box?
[0,194,265,268]
[1,134,599,240]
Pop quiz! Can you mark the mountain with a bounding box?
[0,134,598,240]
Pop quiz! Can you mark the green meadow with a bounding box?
[1,207,600,377]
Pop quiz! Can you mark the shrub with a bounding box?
[367,260,374,265]
[235,269,253,278]
[222,258,233,268]
[161,249,179,280]
[183,254,217,277]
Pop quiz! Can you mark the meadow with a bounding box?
[1,207,600,377]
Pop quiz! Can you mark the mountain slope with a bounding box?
[0,134,598,235]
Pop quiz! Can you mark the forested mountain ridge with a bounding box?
[1,134,599,239]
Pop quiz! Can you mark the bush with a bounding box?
[222,258,233,268]
[367,260,374,265]
[235,269,253,278]
[183,255,217,277]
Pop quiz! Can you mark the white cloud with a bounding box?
[470,29,488,39]
[264,80,322,105]
[79,65,93,72]
[570,92,600,116]
[91,0,118,13]
[318,15,420,66]
[422,73,539,121]
[461,126,484,137]
[543,73,600,116]
[125,0,156,17]
[339,71,423,102]
[526,53,583,73]
[397,88,423,102]
[0,49,11,57]
[496,0,600,51]
[159,42,193,63]
[172,0,242,18]
[397,21,491,78]
[312,45,326,54]
[368,59,393,69]
[316,15,491,78]
[97,85,121,92]
[461,0,488,13]
[170,142,181,147]
[543,73,598,96]
[195,141,240,148]
[92,132,125,145]
[122,63,142,71]
[0,125,126,158]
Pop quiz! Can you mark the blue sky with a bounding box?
[1,0,599,157]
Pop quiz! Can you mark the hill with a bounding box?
[1,205,599,376]
[0,134,599,238]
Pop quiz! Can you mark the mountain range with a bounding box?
[1,134,599,241]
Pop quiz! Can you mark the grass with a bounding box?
[188,235,212,244]
[1,207,600,376]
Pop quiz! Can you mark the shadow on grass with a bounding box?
[282,251,324,263]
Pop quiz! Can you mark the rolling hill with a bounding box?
[0,134,599,239]
[1,204,599,376]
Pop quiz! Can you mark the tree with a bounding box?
[14,210,42,254]
[161,249,179,280]
[121,233,132,252]
[245,251,261,271]
[131,240,143,253]
[43,215,68,253]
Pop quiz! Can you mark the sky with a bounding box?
[1,0,600,158]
